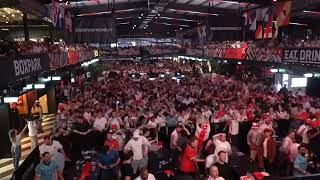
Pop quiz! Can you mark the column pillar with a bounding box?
[22,12,29,41]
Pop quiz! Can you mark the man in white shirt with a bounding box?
[202,105,213,120]
[27,119,38,150]
[206,165,225,180]
[93,111,108,132]
[228,108,241,149]
[39,135,68,173]
[124,130,150,174]
[297,123,311,144]
[259,114,274,133]
[135,167,156,180]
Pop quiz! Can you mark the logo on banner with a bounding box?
[13,58,42,76]
[284,49,320,64]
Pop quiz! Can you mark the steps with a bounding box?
[0,114,56,179]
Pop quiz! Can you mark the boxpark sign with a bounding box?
[0,54,50,89]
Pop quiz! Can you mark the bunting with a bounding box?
[64,11,72,32]
[244,10,256,30]
[51,0,59,26]
[276,0,292,26]
[255,7,274,39]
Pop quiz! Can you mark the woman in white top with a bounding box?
[8,125,28,171]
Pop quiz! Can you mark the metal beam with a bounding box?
[166,2,239,15]
[71,1,148,15]
[159,11,205,21]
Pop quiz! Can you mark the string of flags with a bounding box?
[244,0,292,39]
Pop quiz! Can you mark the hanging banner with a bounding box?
[283,48,320,64]
[72,16,117,43]
[246,46,282,62]
[207,15,244,41]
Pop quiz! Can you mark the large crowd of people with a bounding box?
[0,40,93,56]
[9,60,318,180]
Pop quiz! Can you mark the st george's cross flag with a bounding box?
[276,0,292,26]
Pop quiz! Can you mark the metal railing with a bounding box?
[11,147,40,180]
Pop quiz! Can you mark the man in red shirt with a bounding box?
[104,130,120,151]
[180,137,205,176]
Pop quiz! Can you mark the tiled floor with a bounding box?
[0,115,56,179]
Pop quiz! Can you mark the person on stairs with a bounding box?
[8,124,28,171]
[31,100,43,133]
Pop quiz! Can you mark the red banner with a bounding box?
[223,48,246,59]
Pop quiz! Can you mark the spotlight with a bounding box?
[34,84,45,89]
[3,97,18,103]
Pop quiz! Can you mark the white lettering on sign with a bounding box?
[285,49,320,64]
[13,58,42,76]
[299,49,320,63]
[300,50,305,61]
[284,50,289,60]
[312,50,320,62]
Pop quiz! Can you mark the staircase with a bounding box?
[0,114,56,179]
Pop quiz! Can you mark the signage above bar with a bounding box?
[283,48,320,64]
[0,54,50,89]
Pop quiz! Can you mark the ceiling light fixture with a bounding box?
[168,9,218,16]
[159,17,197,22]
[221,1,239,4]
